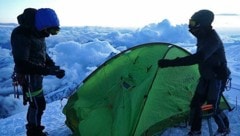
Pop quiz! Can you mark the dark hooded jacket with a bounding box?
[166,28,229,80]
[11,8,54,75]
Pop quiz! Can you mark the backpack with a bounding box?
[214,64,231,91]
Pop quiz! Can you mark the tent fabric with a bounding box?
[63,42,201,136]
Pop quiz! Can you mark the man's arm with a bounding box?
[158,51,204,68]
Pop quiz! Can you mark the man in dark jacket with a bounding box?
[158,10,230,136]
[11,8,65,136]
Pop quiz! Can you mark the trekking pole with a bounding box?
[221,94,235,112]
[222,78,235,111]
[15,86,20,98]
[236,96,238,110]
[13,85,17,98]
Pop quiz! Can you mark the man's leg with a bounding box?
[207,79,230,134]
[26,93,46,136]
[189,78,208,133]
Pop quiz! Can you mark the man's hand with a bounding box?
[47,66,65,79]
[55,69,65,79]
[158,59,172,68]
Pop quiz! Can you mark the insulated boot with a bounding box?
[187,131,201,136]
[213,128,230,136]
[26,124,47,136]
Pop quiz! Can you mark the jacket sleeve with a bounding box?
[45,53,55,67]
[169,39,220,67]
[168,52,204,66]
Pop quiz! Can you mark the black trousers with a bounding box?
[26,75,46,127]
[189,77,229,132]
[27,93,46,127]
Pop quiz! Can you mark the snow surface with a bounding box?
[0,21,240,136]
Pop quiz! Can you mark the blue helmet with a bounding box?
[35,8,60,31]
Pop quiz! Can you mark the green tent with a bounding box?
[63,42,200,136]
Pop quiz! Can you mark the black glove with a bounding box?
[55,69,65,79]
[158,59,173,68]
[47,66,65,79]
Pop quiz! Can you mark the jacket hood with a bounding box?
[17,8,37,27]
[190,9,214,27]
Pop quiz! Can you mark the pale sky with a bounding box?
[0,0,240,28]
